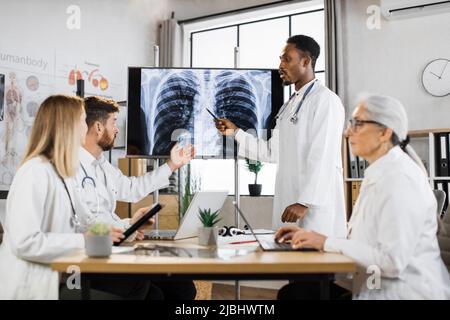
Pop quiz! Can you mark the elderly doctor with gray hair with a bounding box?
[276,94,450,300]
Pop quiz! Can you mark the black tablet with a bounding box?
[113,203,163,246]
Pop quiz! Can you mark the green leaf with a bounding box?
[245,159,264,184]
[88,223,110,236]
[245,158,263,174]
[198,208,222,227]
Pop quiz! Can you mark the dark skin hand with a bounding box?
[281,203,308,223]
[215,118,238,136]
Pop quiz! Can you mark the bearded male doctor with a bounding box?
[71,96,196,300]
[216,35,346,237]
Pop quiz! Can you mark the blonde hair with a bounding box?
[21,95,85,178]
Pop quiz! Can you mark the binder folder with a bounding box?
[351,181,357,208]
[446,181,450,213]
[348,140,359,178]
[357,157,367,178]
[436,133,449,177]
[437,181,449,214]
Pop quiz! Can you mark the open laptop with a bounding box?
[145,191,228,240]
[233,202,317,252]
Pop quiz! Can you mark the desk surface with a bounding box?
[51,238,355,275]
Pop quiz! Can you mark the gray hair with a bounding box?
[358,94,427,174]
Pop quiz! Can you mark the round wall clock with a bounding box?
[422,58,450,97]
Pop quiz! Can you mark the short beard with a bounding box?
[282,80,293,86]
[98,131,115,151]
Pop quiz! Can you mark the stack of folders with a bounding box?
[351,181,362,209]
[435,132,450,214]
[348,140,369,179]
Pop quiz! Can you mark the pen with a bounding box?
[229,240,258,245]
[206,108,219,121]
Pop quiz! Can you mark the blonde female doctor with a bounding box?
[0,95,123,299]
[276,94,450,299]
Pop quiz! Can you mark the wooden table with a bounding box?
[51,238,355,300]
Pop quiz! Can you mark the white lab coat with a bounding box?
[235,80,346,236]
[73,148,172,229]
[325,147,450,299]
[0,157,85,299]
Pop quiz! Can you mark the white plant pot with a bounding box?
[198,227,218,246]
[85,235,112,258]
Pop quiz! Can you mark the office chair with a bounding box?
[433,189,446,217]
[435,190,450,273]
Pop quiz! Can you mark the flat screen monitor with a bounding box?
[127,67,284,158]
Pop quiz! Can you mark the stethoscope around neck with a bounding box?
[79,163,102,219]
[276,79,317,124]
[78,163,120,222]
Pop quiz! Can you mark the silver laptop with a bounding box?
[145,191,228,240]
[232,202,317,252]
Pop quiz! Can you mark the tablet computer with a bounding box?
[113,203,163,246]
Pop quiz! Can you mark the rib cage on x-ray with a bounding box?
[152,71,199,155]
[214,71,258,133]
[140,69,272,156]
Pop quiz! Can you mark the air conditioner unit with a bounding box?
[380,0,450,19]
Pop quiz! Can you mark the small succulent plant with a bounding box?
[198,208,221,228]
[88,223,110,236]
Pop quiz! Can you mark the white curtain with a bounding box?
[324,0,346,102]
[158,18,182,67]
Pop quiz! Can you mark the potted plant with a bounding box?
[85,223,112,258]
[198,208,221,246]
[179,163,201,218]
[245,158,264,197]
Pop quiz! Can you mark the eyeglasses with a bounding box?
[347,119,384,132]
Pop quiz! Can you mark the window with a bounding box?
[191,26,237,68]
[239,17,289,69]
[291,9,326,83]
[183,0,325,195]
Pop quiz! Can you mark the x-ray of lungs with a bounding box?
[140,68,273,158]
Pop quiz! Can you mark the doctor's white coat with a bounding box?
[73,147,172,230]
[325,147,450,299]
[0,157,85,299]
[235,80,346,236]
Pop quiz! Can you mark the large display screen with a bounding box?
[127,67,284,158]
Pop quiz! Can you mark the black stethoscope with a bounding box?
[276,79,317,124]
[79,162,120,221]
[80,163,97,188]
[79,163,106,217]
[52,163,81,228]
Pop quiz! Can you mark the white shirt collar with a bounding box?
[294,78,318,96]
[79,147,105,167]
[363,146,403,185]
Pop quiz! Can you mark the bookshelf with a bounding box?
[343,128,450,220]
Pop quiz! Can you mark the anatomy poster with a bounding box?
[55,59,125,100]
[0,69,53,189]
[0,51,125,191]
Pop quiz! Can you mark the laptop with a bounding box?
[232,202,317,252]
[145,191,228,240]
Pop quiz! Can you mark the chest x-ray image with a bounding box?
[139,68,274,157]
